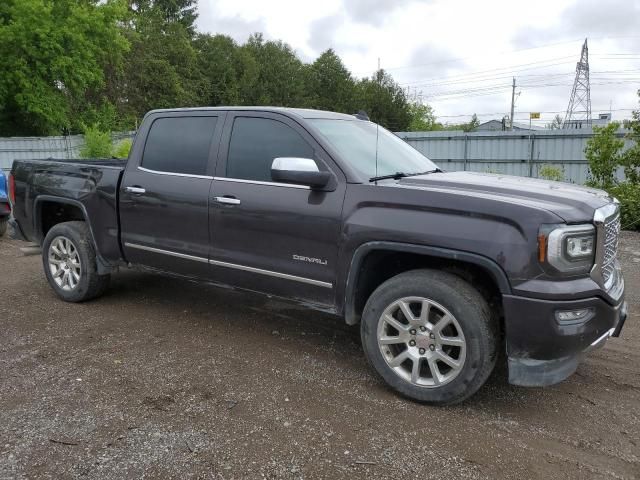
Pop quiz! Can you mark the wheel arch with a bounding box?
[33,195,112,274]
[343,241,512,325]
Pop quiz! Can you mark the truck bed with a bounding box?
[11,158,126,263]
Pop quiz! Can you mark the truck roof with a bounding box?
[146,106,356,121]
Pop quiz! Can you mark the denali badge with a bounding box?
[293,254,328,265]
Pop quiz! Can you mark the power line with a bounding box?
[399,56,577,86]
[434,108,635,119]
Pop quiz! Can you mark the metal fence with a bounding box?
[0,132,135,174]
[396,128,632,185]
[0,128,634,185]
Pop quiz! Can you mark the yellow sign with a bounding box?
[530,112,541,119]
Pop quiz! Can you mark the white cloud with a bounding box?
[196,0,640,124]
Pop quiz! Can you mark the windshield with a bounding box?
[309,119,438,180]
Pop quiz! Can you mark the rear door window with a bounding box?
[142,116,218,175]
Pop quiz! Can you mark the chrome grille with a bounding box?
[602,213,620,285]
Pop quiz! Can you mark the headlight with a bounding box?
[541,224,595,273]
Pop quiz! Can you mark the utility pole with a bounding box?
[509,77,516,130]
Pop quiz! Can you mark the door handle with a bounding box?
[125,186,146,195]
[214,196,241,205]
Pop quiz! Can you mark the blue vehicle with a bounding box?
[0,170,10,236]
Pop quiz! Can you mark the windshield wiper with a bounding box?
[369,168,441,183]
[369,172,409,182]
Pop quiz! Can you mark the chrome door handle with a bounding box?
[125,186,146,194]
[214,196,241,205]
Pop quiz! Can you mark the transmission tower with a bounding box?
[562,38,591,128]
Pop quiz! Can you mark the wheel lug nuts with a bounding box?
[429,344,435,351]
[429,333,435,339]
[419,348,426,355]
[409,340,416,346]
[420,326,426,332]
[409,329,416,335]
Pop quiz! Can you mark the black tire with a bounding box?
[42,221,110,302]
[361,269,498,405]
[0,217,7,237]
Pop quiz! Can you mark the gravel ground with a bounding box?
[0,232,639,480]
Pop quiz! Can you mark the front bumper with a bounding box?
[504,288,627,387]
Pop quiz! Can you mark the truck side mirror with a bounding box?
[271,157,331,189]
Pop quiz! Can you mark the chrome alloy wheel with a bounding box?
[377,297,467,387]
[48,236,82,291]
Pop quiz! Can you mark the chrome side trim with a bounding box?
[123,242,332,288]
[213,177,310,190]
[124,242,209,263]
[209,259,332,288]
[138,166,213,180]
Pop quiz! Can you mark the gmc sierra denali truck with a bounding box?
[9,107,628,404]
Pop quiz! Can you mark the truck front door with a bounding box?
[208,112,346,308]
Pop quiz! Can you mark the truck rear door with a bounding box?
[119,111,225,277]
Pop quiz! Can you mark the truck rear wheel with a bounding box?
[361,269,497,404]
[0,218,7,237]
[42,221,110,302]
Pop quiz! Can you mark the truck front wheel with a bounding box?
[361,269,498,404]
[42,221,110,302]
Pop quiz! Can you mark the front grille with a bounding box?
[602,212,621,285]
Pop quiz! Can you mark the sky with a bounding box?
[196,0,640,127]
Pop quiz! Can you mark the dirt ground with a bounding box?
[0,232,639,480]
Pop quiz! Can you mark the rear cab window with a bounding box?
[142,116,218,175]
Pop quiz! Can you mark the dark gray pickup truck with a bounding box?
[9,107,628,404]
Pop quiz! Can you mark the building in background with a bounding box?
[474,119,543,132]
[563,113,612,130]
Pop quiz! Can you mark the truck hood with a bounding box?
[397,171,613,223]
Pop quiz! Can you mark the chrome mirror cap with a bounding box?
[271,157,319,172]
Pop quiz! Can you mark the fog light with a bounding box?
[555,308,595,325]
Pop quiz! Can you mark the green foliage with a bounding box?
[306,49,356,113]
[80,125,114,158]
[407,103,437,131]
[0,0,421,135]
[608,182,640,231]
[584,92,640,230]
[621,90,640,184]
[112,138,132,159]
[545,114,563,130]
[538,165,564,182]
[462,114,480,133]
[0,0,129,135]
[584,122,625,189]
[355,70,411,131]
[239,34,307,106]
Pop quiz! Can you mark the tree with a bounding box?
[546,114,563,130]
[462,113,480,132]
[239,34,307,106]
[195,34,258,106]
[306,49,356,113]
[621,89,640,184]
[584,122,624,188]
[119,1,206,120]
[0,0,129,135]
[355,70,411,131]
[129,0,198,33]
[406,103,437,131]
